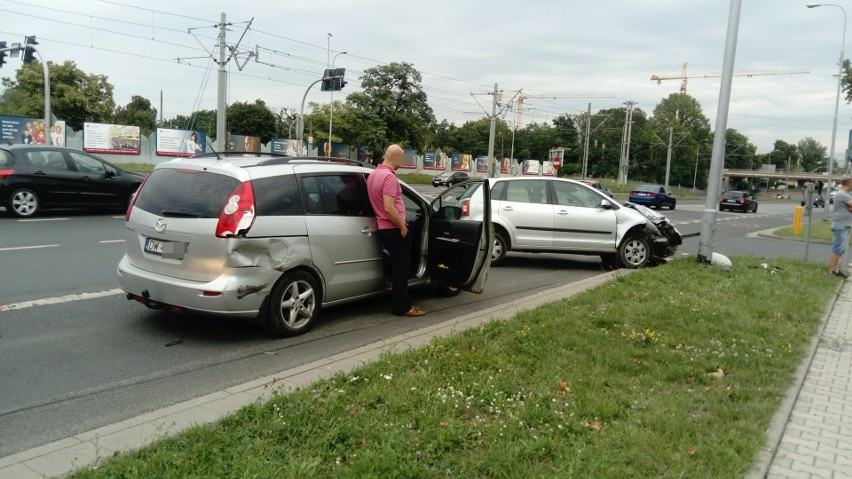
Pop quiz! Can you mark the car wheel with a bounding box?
[9,188,39,218]
[669,200,676,211]
[753,204,758,213]
[491,232,508,266]
[618,235,651,269]
[265,270,320,337]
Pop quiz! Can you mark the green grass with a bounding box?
[773,217,851,244]
[119,163,154,174]
[70,257,836,479]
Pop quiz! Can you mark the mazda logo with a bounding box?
[154,218,167,233]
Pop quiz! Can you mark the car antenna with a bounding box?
[204,138,222,160]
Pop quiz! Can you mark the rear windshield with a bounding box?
[134,169,240,218]
[723,192,743,198]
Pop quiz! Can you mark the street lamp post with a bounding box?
[807,3,846,220]
[328,51,347,156]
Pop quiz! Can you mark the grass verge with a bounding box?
[773,217,852,244]
[70,257,837,478]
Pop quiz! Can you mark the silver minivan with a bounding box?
[118,154,492,336]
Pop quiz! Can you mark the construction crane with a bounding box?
[650,62,809,92]
[514,90,615,127]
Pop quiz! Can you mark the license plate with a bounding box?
[636,193,646,196]
[144,237,164,255]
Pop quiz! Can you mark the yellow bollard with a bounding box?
[793,206,803,235]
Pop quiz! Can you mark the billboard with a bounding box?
[542,161,556,176]
[228,134,260,152]
[402,148,417,169]
[521,159,540,175]
[452,153,472,171]
[0,115,64,146]
[321,141,351,159]
[271,138,307,156]
[476,156,489,173]
[83,122,141,154]
[156,128,206,157]
[500,157,512,174]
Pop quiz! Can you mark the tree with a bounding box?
[798,137,827,172]
[227,99,280,144]
[306,100,352,143]
[112,95,157,136]
[346,62,435,158]
[163,109,217,137]
[639,93,711,185]
[0,60,115,130]
[723,128,757,170]
[766,140,798,169]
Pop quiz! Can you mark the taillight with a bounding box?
[0,168,15,180]
[125,175,150,221]
[647,193,657,197]
[216,181,255,237]
[461,199,470,217]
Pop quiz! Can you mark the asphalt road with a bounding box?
[0,198,829,457]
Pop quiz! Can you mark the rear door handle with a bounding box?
[557,210,569,216]
[360,227,376,236]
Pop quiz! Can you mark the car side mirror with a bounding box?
[600,199,613,209]
[103,171,116,179]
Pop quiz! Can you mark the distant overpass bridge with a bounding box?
[722,169,838,186]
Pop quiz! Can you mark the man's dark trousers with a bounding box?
[377,228,412,315]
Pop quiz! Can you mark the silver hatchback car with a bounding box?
[449,177,679,268]
[118,153,492,336]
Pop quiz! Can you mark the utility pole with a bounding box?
[664,126,674,189]
[216,13,227,151]
[618,101,636,185]
[487,83,498,176]
[582,102,591,179]
[698,0,742,264]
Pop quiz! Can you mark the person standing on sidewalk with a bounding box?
[366,144,426,317]
[829,177,852,278]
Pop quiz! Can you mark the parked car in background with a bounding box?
[118,153,492,337]
[432,171,470,187]
[628,184,676,210]
[579,179,614,197]
[719,191,758,212]
[0,144,146,217]
[445,177,680,269]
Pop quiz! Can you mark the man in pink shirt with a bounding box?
[366,144,426,317]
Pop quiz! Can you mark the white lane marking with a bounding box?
[0,244,60,252]
[0,289,124,312]
[99,239,125,244]
[18,218,68,222]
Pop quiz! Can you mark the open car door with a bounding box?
[428,180,492,293]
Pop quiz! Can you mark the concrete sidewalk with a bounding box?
[2,267,850,478]
[0,272,625,478]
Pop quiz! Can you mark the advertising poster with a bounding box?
[423,151,438,169]
[357,146,372,163]
[0,115,57,145]
[401,149,417,169]
[500,158,513,175]
[50,121,66,146]
[452,153,472,171]
[229,134,260,152]
[156,128,206,157]
[271,138,306,156]
[543,161,556,176]
[476,156,489,173]
[83,122,141,155]
[522,159,540,175]
[320,141,351,159]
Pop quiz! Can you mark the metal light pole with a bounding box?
[807,3,846,221]
[328,51,347,155]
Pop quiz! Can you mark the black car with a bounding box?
[432,171,470,187]
[720,191,758,212]
[0,144,146,217]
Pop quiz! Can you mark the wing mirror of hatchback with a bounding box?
[103,170,117,179]
[599,199,613,209]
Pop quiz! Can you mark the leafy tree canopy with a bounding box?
[112,95,157,136]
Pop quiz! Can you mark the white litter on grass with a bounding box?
[710,252,733,270]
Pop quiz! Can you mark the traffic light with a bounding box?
[320,68,346,92]
[22,36,37,64]
[0,42,6,69]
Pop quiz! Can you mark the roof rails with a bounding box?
[256,156,376,169]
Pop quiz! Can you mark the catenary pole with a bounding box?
[216,12,227,151]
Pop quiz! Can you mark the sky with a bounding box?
[1,0,850,158]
